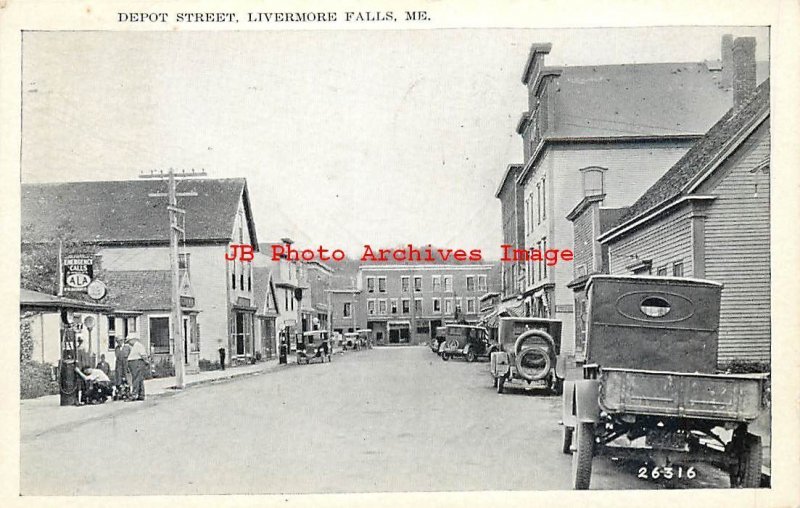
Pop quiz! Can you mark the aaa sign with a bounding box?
[63,255,94,292]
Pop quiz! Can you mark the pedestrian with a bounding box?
[218,346,226,371]
[96,354,110,377]
[114,338,130,400]
[125,333,149,401]
[75,366,113,404]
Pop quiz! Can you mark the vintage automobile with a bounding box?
[429,326,447,353]
[296,330,332,364]
[489,317,564,394]
[562,275,768,489]
[343,332,361,351]
[439,324,497,362]
[356,328,373,349]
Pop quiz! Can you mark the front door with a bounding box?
[182,317,189,364]
[235,312,245,356]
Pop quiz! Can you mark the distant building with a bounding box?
[599,69,770,364]
[328,288,362,335]
[508,37,768,356]
[357,264,494,345]
[495,163,526,312]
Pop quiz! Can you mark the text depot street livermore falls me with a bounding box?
[225,243,574,265]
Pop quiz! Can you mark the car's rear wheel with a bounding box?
[466,350,477,363]
[441,352,450,362]
[731,433,762,488]
[572,422,594,489]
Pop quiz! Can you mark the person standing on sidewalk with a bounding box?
[114,338,131,400]
[218,346,226,371]
[125,333,149,401]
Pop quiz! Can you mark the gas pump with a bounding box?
[59,309,79,406]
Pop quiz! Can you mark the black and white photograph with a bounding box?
[3,0,799,505]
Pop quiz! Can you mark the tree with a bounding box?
[20,219,96,295]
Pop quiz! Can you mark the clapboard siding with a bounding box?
[608,210,693,275]
[703,120,770,362]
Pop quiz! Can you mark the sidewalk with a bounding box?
[21,359,288,440]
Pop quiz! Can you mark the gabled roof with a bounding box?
[21,178,258,247]
[99,270,173,311]
[253,267,279,317]
[601,79,770,241]
[494,164,523,198]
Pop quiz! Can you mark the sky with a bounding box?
[21,27,769,259]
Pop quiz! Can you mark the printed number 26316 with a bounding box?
[638,466,696,480]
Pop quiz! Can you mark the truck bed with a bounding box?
[599,367,766,422]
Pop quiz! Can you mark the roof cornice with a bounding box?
[566,194,606,222]
[598,195,717,244]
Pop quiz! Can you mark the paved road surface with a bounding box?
[21,347,730,495]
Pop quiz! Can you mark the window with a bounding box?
[247,264,251,292]
[401,276,410,292]
[232,271,236,289]
[368,300,376,315]
[107,316,116,350]
[529,192,535,231]
[150,317,170,354]
[524,198,530,234]
[582,167,606,197]
[433,298,441,313]
[127,317,137,333]
[466,276,475,291]
[477,275,487,292]
[343,302,352,317]
[541,177,546,219]
[402,299,410,314]
[413,276,422,292]
[657,266,668,277]
[391,298,398,314]
[673,261,684,277]
[455,297,463,313]
[367,277,375,293]
[378,277,387,293]
[443,276,453,292]
[432,276,441,292]
[541,238,548,279]
[640,297,671,318]
[378,299,387,315]
[178,253,190,274]
[284,289,290,311]
[414,298,423,314]
[240,263,244,291]
[290,291,294,310]
[467,298,476,313]
[536,182,542,224]
[445,298,453,314]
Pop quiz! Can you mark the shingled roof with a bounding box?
[606,78,770,233]
[21,178,257,246]
[100,270,173,311]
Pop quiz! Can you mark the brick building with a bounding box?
[357,264,494,345]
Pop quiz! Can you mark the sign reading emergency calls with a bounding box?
[63,254,94,292]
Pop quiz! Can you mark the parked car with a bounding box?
[297,330,331,365]
[439,324,497,362]
[562,275,768,489]
[489,317,564,394]
[343,332,360,351]
[429,326,447,353]
[356,328,373,349]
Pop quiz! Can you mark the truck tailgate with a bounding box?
[599,368,765,421]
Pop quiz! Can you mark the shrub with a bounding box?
[148,357,175,379]
[20,360,59,399]
[199,359,221,371]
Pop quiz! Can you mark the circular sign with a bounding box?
[66,273,91,288]
[83,315,96,330]
[87,280,107,300]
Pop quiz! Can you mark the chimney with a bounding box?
[720,34,734,88]
[732,37,757,108]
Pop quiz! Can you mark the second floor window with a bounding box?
[432,276,441,292]
[368,300,376,315]
[391,299,398,314]
[477,275,487,292]
[466,276,475,291]
[414,298,422,313]
[378,277,386,293]
[378,299,387,315]
[467,298,476,313]
[433,298,441,313]
[445,299,453,314]
[672,261,684,277]
[657,266,668,277]
[402,299,410,314]
[367,277,375,293]
[401,276,410,292]
[413,276,422,292]
[443,276,452,292]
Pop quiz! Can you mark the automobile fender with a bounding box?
[574,379,601,423]
[490,351,510,377]
[562,381,577,428]
[554,355,567,380]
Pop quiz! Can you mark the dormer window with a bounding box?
[581,166,607,197]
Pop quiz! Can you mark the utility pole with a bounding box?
[140,168,206,389]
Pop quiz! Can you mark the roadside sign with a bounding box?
[63,254,94,292]
[87,280,107,300]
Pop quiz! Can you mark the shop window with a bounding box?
[107,317,116,350]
